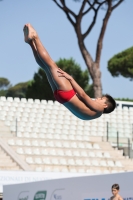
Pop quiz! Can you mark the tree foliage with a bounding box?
[0,90,7,97]
[115,98,133,102]
[26,58,94,100]
[6,81,30,98]
[26,68,54,101]
[0,77,11,90]
[108,47,133,80]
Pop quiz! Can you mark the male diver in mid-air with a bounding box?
[23,23,116,120]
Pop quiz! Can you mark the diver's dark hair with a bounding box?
[112,184,119,190]
[103,94,116,114]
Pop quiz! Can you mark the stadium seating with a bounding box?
[0,96,133,174]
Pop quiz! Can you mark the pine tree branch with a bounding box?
[82,1,96,16]
[78,0,88,16]
[82,1,105,39]
[95,0,112,64]
[53,0,76,26]
[60,0,76,18]
[111,0,124,11]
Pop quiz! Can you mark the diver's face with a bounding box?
[96,97,106,103]
[112,188,119,196]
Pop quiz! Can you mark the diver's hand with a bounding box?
[57,68,72,81]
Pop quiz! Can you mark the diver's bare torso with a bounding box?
[64,94,102,120]
[110,195,123,200]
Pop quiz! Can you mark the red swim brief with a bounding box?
[54,89,76,104]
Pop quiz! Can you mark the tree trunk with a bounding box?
[77,38,102,98]
[92,62,102,98]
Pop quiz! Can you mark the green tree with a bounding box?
[53,0,124,97]
[26,58,94,100]
[0,77,11,97]
[115,98,133,102]
[0,77,11,90]
[107,47,133,80]
[6,81,30,98]
[26,68,54,101]
[0,90,7,97]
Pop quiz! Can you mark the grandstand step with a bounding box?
[120,159,133,166]
[0,143,26,171]
[0,166,21,170]
[0,155,11,158]
[30,164,125,172]
[12,134,103,142]
[0,162,18,167]
[17,154,126,162]
[0,151,7,156]
[5,137,103,144]
[11,146,125,159]
[0,121,13,137]
[0,158,14,163]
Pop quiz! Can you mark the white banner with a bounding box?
[3,172,133,200]
[0,170,88,193]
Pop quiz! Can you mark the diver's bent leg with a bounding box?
[25,23,73,91]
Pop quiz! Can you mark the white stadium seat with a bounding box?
[115,161,123,167]
[92,160,99,166]
[16,139,23,146]
[25,148,33,155]
[33,148,41,155]
[35,157,43,164]
[7,97,13,102]
[100,160,107,167]
[84,159,91,166]
[51,158,59,165]
[80,151,88,157]
[41,149,49,155]
[0,96,6,101]
[23,132,30,138]
[89,152,95,157]
[60,158,67,165]
[85,143,92,149]
[93,143,100,149]
[103,152,110,158]
[61,167,69,172]
[24,140,31,146]
[68,159,75,165]
[16,148,24,154]
[43,158,51,164]
[73,150,80,157]
[107,160,115,167]
[75,159,83,166]
[36,167,43,172]
[69,168,77,173]
[41,100,47,104]
[40,141,47,147]
[65,150,72,157]
[26,157,34,164]
[21,98,27,103]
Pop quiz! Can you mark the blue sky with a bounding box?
[0,0,133,98]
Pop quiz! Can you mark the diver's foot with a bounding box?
[23,25,29,43]
[23,23,37,43]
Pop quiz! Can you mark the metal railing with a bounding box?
[106,122,133,158]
